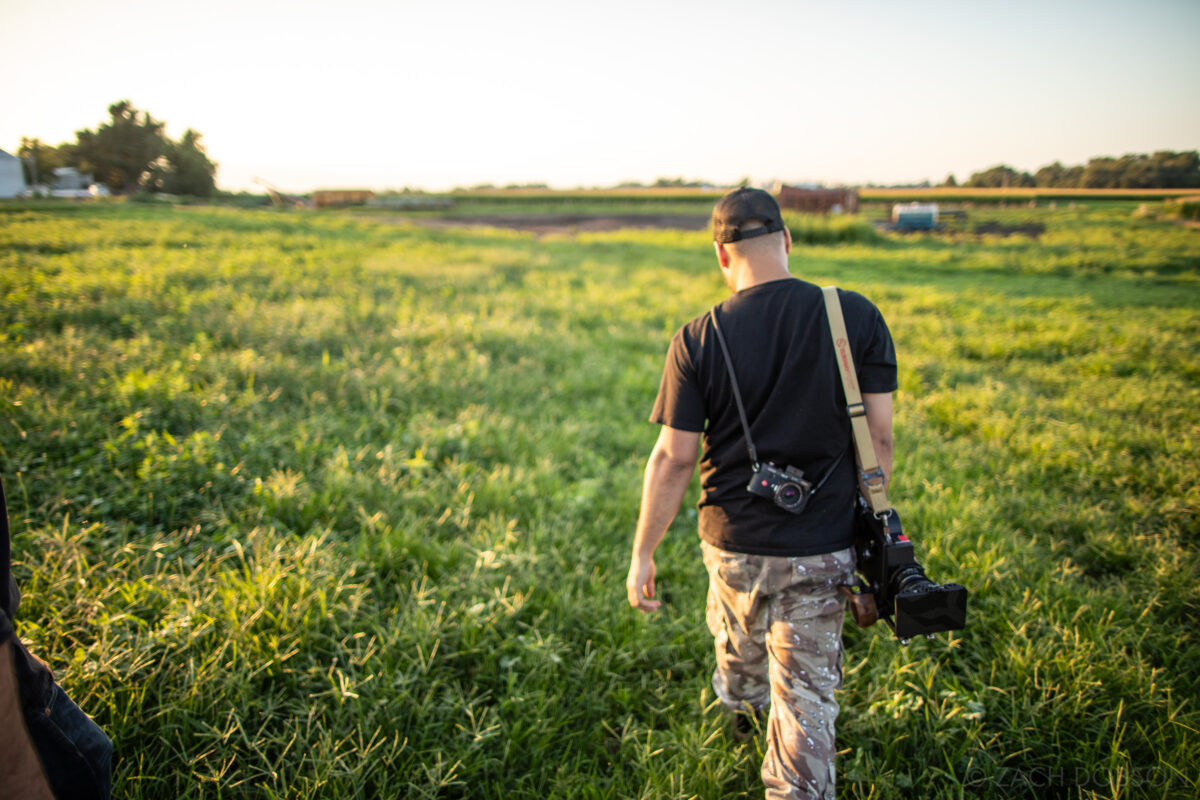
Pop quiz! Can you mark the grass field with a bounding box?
[1,200,1197,799]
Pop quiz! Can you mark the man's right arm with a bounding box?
[625,426,700,613]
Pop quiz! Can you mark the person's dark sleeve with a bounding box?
[648,328,706,432]
[842,291,897,393]
[1,476,17,621]
[858,308,897,393]
[0,476,54,710]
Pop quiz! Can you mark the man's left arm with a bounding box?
[625,426,700,613]
[862,392,894,489]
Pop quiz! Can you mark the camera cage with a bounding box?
[821,285,967,643]
[845,503,968,642]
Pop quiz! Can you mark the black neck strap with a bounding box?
[710,309,758,466]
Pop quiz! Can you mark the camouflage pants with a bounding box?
[702,541,856,800]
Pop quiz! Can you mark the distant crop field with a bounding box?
[446,186,1200,202]
[0,201,1197,799]
[357,186,1200,216]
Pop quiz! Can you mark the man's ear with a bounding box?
[783,226,792,255]
[715,241,730,269]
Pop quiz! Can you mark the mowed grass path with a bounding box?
[1,202,1197,799]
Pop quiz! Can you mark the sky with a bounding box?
[2,0,1198,193]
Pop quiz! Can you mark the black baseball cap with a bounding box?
[711,187,785,243]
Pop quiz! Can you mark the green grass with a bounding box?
[0,201,1197,799]
[783,211,881,245]
[343,197,715,218]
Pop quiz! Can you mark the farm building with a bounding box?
[311,189,375,208]
[775,185,859,214]
[49,167,108,198]
[53,167,89,191]
[0,149,27,198]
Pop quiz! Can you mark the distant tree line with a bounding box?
[460,182,551,191]
[18,100,218,197]
[613,177,718,189]
[960,151,1199,189]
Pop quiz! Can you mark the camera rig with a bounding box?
[820,285,968,643]
[840,503,968,642]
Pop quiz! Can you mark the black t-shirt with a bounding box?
[650,278,897,556]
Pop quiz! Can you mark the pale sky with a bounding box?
[3,0,1198,192]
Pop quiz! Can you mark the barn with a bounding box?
[0,149,27,198]
[775,185,859,214]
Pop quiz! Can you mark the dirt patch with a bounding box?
[395,213,710,236]
[973,221,1046,238]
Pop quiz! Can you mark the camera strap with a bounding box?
[709,308,759,467]
[820,286,891,517]
[709,307,847,491]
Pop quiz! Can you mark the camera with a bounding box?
[746,462,813,515]
[840,502,968,642]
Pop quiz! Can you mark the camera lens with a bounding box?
[774,481,806,511]
[893,564,936,595]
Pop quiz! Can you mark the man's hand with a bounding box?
[626,554,661,613]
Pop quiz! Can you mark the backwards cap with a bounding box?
[711,187,785,243]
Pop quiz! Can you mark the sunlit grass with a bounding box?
[0,201,1197,798]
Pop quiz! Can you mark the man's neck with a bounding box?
[732,261,792,292]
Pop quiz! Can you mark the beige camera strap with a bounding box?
[821,286,890,517]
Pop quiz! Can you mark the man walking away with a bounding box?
[625,187,897,799]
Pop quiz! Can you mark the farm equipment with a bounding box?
[253,177,310,209]
[880,202,968,233]
[892,202,940,231]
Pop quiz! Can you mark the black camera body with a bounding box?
[845,504,968,641]
[747,462,813,515]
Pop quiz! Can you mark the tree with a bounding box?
[156,129,217,197]
[1151,150,1200,188]
[965,164,1035,189]
[958,151,1198,191]
[1079,156,1121,189]
[942,174,958,187]
[18,100,224,196]
[1034,161,1067,188]
[1118,154,1159,189]
[16,138,73,186]
[74,100,167,194]
[1060,165,1084,187]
